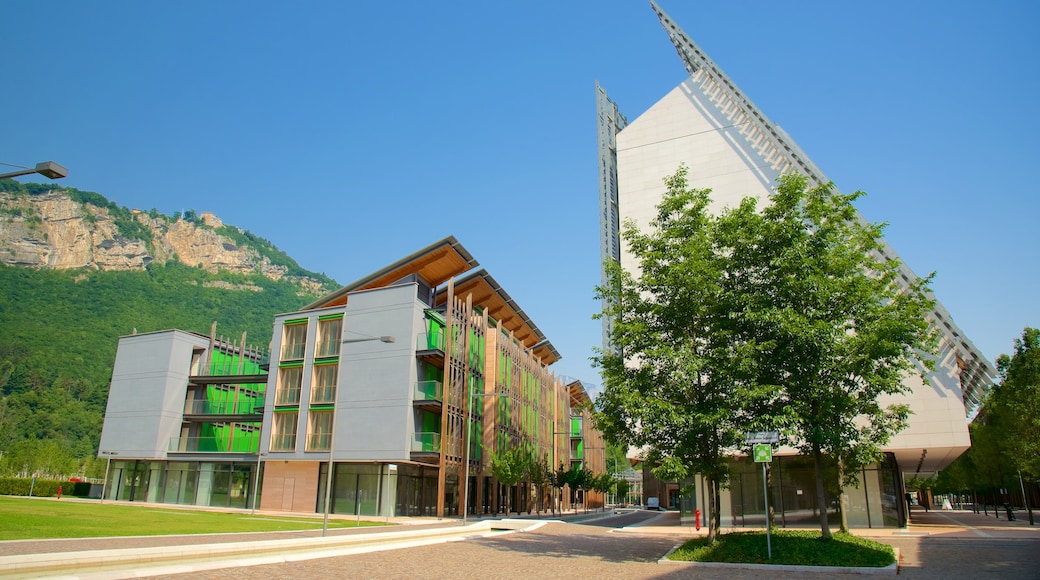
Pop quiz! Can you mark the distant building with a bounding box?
[98,236,605,517]
[597,2,996,528]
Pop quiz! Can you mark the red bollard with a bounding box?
[57,486,62,500]
[695,508,701,530]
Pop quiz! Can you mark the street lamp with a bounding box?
[462,390,507,523]
[100,451,118,504]
[0,161,68,180]
[322,334,395,537]
[550,430,569,514]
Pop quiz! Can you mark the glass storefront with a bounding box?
[104,460,260,509]
[682,453,903,529]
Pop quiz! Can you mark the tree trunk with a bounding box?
[706,475,720,543]
[838,458,849,533]
[812,442,832,538]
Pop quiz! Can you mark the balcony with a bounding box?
[416,332,445,365]
[410,432,440,464]
[274,388,302,407]
[280,342,306,361]
[168,435,259,454]
[310,385,337,405]
[270,433,297,452]
[183,398,264,420]
[306,432,331,452]
[412,380,443,412]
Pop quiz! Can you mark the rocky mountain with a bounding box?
[0,181,335,295]
[0,180,340,473]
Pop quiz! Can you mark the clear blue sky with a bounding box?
[4,1,1038,393]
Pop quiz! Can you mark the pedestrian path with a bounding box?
[1,504,1034,579]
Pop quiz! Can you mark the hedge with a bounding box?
[0,478,92,497]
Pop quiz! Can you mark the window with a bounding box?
[315,317,342,358]
[271,412,298,451]
[307,410,333,451]
[276,366,303,406]
[281,322,308,361]
[311,364,338,404]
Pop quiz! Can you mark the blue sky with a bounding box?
[4,1,1038,392]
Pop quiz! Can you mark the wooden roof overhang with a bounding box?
[304,236,478,310]
[436,269,561,366]
[567,379,591,408]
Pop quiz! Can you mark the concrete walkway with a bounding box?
[1,503,1037,579]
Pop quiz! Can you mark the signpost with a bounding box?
[746,431,778,560]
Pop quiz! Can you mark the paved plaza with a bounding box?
[1,505,1037,579]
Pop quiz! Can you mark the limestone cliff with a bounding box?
[0,185,333,295]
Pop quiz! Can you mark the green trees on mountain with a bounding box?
[0,261,331,477]
[0,181,340,477]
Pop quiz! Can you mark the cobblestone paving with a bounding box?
[140,521,1037,580]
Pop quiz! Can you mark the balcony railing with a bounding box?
[270,433,297,452]
[184,399,264,415]
[281,342,306,361]
[315,341,340,359]
[168,436,259,453]
[411,432,441,453]
[306,432,331,451]
[310,385,337,405]
[413,380,443,403]
[416,331,445,353]
[274,388,301,406]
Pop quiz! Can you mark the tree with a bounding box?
[745,173,937,537]
[614,478,631,505]
[992,328,1040,479]
[594,166,772,542]
[487,445,533,515]
[594,166,936,541]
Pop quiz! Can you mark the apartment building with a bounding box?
[98,236,605,518]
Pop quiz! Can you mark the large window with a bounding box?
[315,317,342,358]
[271,412,298,451]
[307,410,333,451]
[311,364,338,404]
[281,322,308,361]
[275,366,303,406]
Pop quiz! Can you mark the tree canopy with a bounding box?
[594,166,936,540]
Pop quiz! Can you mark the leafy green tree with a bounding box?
[594,166,777,542]
[487,445,533,515]
[751,174,937,538]
[614,478,631,505]
[594,167,936,541]
[992,328,1040,479]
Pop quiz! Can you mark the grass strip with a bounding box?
[668,530,895,567]
[0,497,385,540]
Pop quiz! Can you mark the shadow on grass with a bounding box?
[669,530,895,567]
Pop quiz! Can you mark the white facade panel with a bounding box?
[99,330,207,459]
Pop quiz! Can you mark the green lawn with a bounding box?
[668,530,896,568]
[0,497,386,540]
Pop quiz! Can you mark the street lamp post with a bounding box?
[100,451,118,503]
[0,161,68,180]
[550,430,569,514]
[462,391,506,523]
[322,335,394,538]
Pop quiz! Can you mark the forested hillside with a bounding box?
[0,180,339,478]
